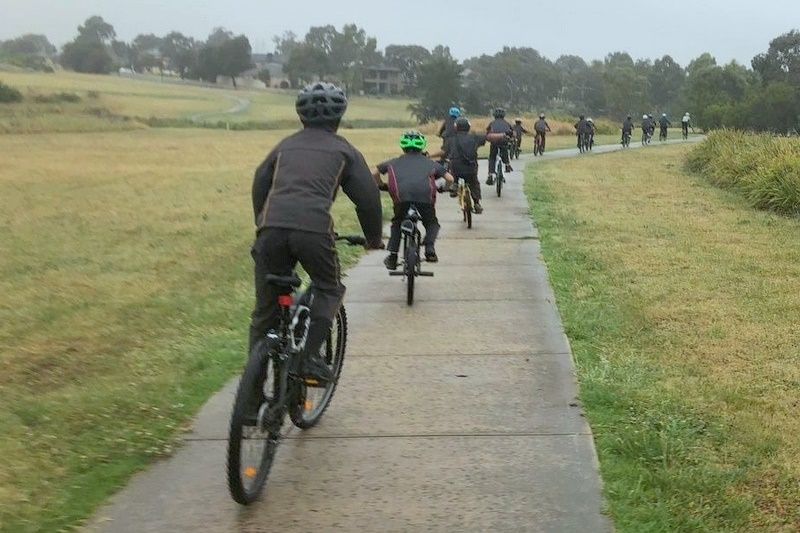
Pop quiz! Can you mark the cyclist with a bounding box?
[511,117,529,154]
[534,113,552,152]
[586,118,596,148]
[429,116,511,214]
[681,112,691,137]
[659,113,672,140]
[250,82,383,383]
[647,114,656,138]
[621,114,634,144]
[485,108,514,186]
[438,106,461,143]
[641,114,653,142]
[373,131,453,269]
[574,114,589,149]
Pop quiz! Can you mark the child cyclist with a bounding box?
[372,131,454,270]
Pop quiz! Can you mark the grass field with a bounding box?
[0,126,397,533]
[525,144,800,531]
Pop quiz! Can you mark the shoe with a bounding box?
[485,175,494,186]
[302,353,334,385]
[425,247,438,262]
[505,164,513,173]
[383,253,398,270]
[473,203,483,214]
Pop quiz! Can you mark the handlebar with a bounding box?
[334,234,367,246]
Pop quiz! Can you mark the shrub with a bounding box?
[32,92,81,103]
[687,129,800,215]
[0,80,23,103]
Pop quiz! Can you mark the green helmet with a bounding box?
[399,130,426,151]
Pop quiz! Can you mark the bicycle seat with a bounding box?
[405,206,421,221]
[266,274,302,289]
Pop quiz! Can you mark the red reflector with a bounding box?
[277,295,293,307]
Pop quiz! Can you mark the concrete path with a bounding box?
[79,145,630,533]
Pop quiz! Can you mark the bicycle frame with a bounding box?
[456,179,474,229]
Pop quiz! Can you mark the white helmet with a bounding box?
[642,114,648,119]
[662,113,667,117]
[587,117,593,123]
[685,112,690,116]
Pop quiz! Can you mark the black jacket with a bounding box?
[444,132,489,176]
[252,125,383,247]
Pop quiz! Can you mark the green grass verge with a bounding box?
[524,145,800,531]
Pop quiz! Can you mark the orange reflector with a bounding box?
[278,294,293,307]
[304,400,313,410]
[244,466,257,478]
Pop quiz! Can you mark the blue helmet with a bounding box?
[449,107,461,117]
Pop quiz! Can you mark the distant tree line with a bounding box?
[3,17,799,131]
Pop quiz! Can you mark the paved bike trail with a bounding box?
[76,140,695,533]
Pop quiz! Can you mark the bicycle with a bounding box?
[509,134,522,159]
[388,204,433,306]
[622,131,631,147]
[659,127,668,142]
[227,234,363,505]
[493,149,506,197]
[533,132,545,156]
[641,129,652,146]
[579,132,592,153]
[454,178,474,229]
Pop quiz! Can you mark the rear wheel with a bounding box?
[464,191,473,229]
[496,166,503,197]
[404,243,417,306]
[289,306,347,428]
[227,341,280,505]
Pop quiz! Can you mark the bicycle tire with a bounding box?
[227,341,280,505]
[465,191,473,229]
[496,165,503,197]
[289,305,348,428]
[405,242,417,306]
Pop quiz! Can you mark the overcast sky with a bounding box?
[1,0,798,67]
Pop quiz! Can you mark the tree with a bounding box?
[649,55,685,111]
[408,47,462,123]
[194,29,252,86]
[131,33,163,72]
[159,32,196,78]
[384,44,431,95]
[272,31,299,58]
[752,30,800,87]
[283,43,330,87]
[686,53,717,76]
[0,34,56,70]
[60,16,115,73]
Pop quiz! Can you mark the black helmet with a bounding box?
[295,82,348,125]
[492,108,506,118]
[579,114,585,120]
[455,116,471,131]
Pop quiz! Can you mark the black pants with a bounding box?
[387,202,439,253]
[249,228,343,353]
[452,173,481,202]
[487,143,510,175]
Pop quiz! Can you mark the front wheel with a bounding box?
[289,306,347,428]
[227,342,280,505]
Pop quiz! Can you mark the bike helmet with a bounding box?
[662,113,667,117]
[642,114,648,119]
[399,130,426,151]
[492,108,506,118]
[627,115,632,119]
[579,114,585,120]
[455,116,471,131]
[449,106,461,117]
[587,117,593,123]
[514,117,522,124]
[539,113,545,119]
[295,82,347,125]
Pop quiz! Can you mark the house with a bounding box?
[361,64,404,95]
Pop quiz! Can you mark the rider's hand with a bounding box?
[435,177,447,192]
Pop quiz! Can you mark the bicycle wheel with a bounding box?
[404,240,417,306]
[227,341,280,505]
[289,305,347,428]
[464,189,473,229]
[496,166,503,197]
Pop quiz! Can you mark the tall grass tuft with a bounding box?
[687,129,800,215]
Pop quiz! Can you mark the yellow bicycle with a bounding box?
[455,178,474,229]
